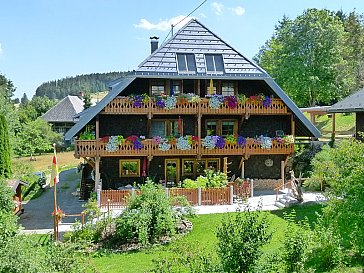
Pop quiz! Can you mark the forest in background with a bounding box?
[34,71,127,99]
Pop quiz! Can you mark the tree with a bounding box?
[0,73,15,100]
[14,118,62,156]
[0,114,12,178]
[21,93,29,105]
[255,9,352,107]
[216,207,272,273]
[83,92,92,109]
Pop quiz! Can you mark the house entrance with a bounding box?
[165,159,180,187]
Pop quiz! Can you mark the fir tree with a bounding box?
[0,114,12,178]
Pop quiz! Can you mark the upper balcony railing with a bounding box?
[104,97,288,115]
[74,138,294,158]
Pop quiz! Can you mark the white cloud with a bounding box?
[134,15,193,31]
[199,12,207,18]
[0,43,2,54]
[231,6,245,16]
[212,2,224,16]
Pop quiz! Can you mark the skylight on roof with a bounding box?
[206,54,224,73]
[177,53,196,73]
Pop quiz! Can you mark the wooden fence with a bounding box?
[99,183,251,209]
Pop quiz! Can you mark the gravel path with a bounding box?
[19,168,86,232]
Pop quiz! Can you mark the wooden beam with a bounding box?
[96,115,100,158]
[331,113,336,141]
[95,157,101,190]
[291,115,295,136]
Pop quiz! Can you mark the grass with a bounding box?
[304,113,356,138]
[92,204,324,273]
[12,151,82,173]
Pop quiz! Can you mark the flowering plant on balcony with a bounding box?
[255,135,273,149]
[128,94,150,108]
[155,96,166,108]
[202,135,226,149]
[249,94,272,108]
[79,125,95,140]
[224,95,238,109]
[125,135,144,150]
[209,94,224,109]
[153,135,199,151]
[165,96,177,110]
[179,93,200,103]
[176,136,191,150]
[283,135,294,145]
[105,135,125,152]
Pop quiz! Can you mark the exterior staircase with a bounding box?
[275,189,300,208]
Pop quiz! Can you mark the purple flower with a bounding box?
[237,136,246,147]
[262,97,271,108]
[133,140,143,150]
[155,98,166,108]
[133,101,142,108]
[224,96,238,109]
[215,136,226,149]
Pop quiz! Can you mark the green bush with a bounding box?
[216,206,272,273]
[115,180,188,246]
[182,169,228,189]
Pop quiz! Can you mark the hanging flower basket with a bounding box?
[51,207,65,223]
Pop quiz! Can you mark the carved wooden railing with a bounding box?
[103,97,288,115]
[75,139,294,158]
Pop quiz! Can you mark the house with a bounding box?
[328,87,364,140]
[41,95,84,135]
[65,19,319,196]
[7,179,29,214]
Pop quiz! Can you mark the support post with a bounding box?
[81,211,85,228]
[331,113,336,142]
[165,187,169,196]
[131,188,135,196]
[198,187,202,206]
[291,115,295,136]
[281,160,285,188]
[229,185,234,205]
[197,113,201,157]
[97,188,101,207]
[95,157,101,190]
[250,179,254,197]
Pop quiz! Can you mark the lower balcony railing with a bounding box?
[75,138,294,158]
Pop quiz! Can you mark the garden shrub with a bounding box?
[115,180,189,246]
[216,205,272,273]
[309,138,364,257]
[182,169,228,189]
[282,210,312,273]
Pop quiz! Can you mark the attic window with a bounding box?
[206,54,224,73]
[177,53,196,73]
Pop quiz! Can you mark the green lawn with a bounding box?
[92,204,322,273]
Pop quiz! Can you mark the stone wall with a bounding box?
[252,179,282,190]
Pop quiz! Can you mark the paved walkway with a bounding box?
[19,168,86,235]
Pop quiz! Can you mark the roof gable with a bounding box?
[41,95,84,123]
[328,88,364,113]
[137,19,266,77]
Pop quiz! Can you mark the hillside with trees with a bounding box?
[255,9,364,107]
[35,71,127,99]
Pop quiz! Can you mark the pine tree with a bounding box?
[0,114,12,178]
[83,92,92,109]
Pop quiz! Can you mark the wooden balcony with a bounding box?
[103,97,288,115]
[75,139,294,158]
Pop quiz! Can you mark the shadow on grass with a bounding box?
[270,202,324,229]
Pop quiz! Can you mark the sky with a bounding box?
[1,0,364,99]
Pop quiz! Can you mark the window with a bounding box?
[222,81,235,96]
[221,121,235,137]
[205,119,238,137]
[182,158,221,178]
[171,80,182,95]
[151,80,165,96]
[177,54,196,73]
[151,119,182,137]
[119,159,140,177]
[205,54,224,73]
[206,121,217,136]
[165,159,180,187]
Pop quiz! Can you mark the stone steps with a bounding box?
[275,194,299,208]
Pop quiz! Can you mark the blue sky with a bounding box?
[1,0,364,99]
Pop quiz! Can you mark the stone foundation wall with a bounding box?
[252,179,282,190]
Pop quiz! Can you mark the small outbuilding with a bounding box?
[328,88,364,140]
[7,179,29,214]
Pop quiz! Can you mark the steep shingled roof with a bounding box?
[41,95,84,123]
[328,88,364,113]
[137,19,266,77]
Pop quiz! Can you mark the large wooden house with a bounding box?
[65,19,319,193]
